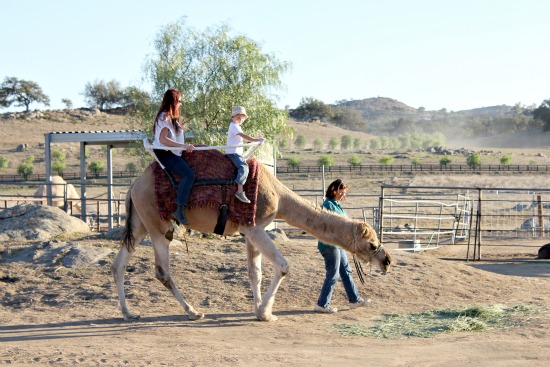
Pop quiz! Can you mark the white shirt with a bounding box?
[153,112,185,156]
[226,122,244,155]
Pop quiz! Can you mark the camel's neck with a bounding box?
[276,188,356,251]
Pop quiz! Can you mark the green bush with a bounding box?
[288,157,301,167]
[500,155,512,165]
[89,160,105,177]
[126,162,137,172]
[439,156,452,166]
[379,156,394,165]
[341,135,352,150]
[467,153,481,167]
[348,155,361,166]
[411,157,421,165]
[313,138,323,150]
[318,155,334,167]
[328,137,339,150]
[18,161,33,179]
[52,161,66,175]
[295,135,307,149]
[0,156,8,169]
[52,149,66,162]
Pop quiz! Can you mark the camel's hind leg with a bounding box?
[112,216,148,320]
[246,239,262,314]
[241,226,289,322]
[151,234,204,320]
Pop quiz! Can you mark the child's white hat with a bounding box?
[230,106,248,118]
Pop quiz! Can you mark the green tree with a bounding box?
[379,156,394,165]
[89,160,105,177]
[290,97,334,122]
[83,79,125,110]
[411,157,421,165]
[318,155,334,167]
[439,156,452,166]
[122,86,152,111]
[52,161,66,175]
[328,137,339,150]
[332,107,364,130]
[52,149,66,162]
[61,98,73,109]
[144,18,291,147]
[126,162,137,172]
[341,135,352,150]
[295,134,307,149]
[348,155,361,166]
[353,137,362,149]
[533,99,550,131]
[0,156,8,169]
[278,138,289,149]
[0,77,50,112]
[18,157,34,179]
[313,138,323,150]
[288,157,301,167]
[466,153,481,168]
[500,154,512,165]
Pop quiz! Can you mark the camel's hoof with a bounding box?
[189,313,205,321]
[123,313,141,321]
[257,314,278,322]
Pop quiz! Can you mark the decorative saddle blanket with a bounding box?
[152,149,260,226]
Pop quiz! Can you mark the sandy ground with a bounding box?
[1,233,550,367]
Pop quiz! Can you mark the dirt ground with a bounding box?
[1,232,549,367]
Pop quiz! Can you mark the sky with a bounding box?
[2,0,550,113]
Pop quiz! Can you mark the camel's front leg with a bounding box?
[242,227,289,322]
[152,236,204,320]
[112,245,140,320]
[246,239,262,314]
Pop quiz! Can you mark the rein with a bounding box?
[351,224,385,284]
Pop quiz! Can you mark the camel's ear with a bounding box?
[360,222,375,238]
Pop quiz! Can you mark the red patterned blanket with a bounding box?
[152,149,259,226]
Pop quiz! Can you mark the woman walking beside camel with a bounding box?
[314,179,371,314]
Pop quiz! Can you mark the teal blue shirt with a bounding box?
[317,198,348,251]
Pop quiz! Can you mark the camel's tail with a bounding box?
[120,185,136,252]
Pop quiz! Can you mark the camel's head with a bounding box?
[354,222,392,274]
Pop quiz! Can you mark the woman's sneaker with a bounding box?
[349,297,371,309]
[314,305,338,314]
[235,191,251,203]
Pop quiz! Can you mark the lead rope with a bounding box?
[351,226,368,284]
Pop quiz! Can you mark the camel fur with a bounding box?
[113,162,392,322]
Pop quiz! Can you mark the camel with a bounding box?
[34,175,82,214]
[113,161,392,322]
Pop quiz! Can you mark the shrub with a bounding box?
[18,161,33,179]
[467,153,481,167]
[348,155,361,166]
[411,157,421,165]
[52,149,66,162]
[295,135,307,149]
[500,155,512,165]
[313,138,323,150]
[328,137,339,150]
[288,157,301,167]
[440,156,452,166]
[318,155,334,167]
[341,135,352,150]
[0,156,8,169]
[379,156,394,165]
[126,162,137,172]
[89,160,105,177]
[52,161,66,175]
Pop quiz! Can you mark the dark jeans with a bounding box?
[226,153,249,185]
[154,149,195,206]
[317,246,361,308]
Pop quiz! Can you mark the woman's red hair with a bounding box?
[153,89,182,134]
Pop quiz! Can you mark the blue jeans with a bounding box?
[226,153,249,185]
[317,246,361,308]
[154,149,195,206]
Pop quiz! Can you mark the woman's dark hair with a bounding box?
[153,88,181,134]
[325,179,349,200]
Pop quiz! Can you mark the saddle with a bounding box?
[152,149,260,233]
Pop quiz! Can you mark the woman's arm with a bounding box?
[159,128,193,151]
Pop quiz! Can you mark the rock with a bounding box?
[0,203,90,241]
